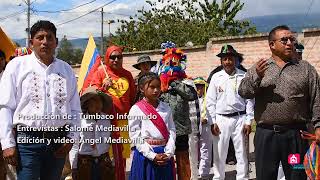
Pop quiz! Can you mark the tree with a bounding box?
[73,49,84,64]
[199,0,256,35]
[112,0,256,51]
[57,36,83,65]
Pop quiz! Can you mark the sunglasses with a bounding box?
[273,36,297,45]
[109,55,123,61]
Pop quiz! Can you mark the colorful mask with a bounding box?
[160,48,186,75]
[159,42,187,92]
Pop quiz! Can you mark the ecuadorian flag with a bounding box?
[77,35,101,92]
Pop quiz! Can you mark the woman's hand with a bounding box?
[153,153,169,166]
[102,78,113,90]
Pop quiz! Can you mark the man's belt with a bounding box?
[257,123,306,133]
[15,126,67,139]
[218,110,246,117]
[78,152,110,164]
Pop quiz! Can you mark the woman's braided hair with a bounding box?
[138,72,160,91]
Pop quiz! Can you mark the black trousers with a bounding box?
[226,139,236,163]
[255,126,308,180]
[175,135,189,152]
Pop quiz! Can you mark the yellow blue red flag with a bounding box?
[0,27,17,62]
[77,35,101,92]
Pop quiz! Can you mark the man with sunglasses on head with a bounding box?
[277,41,306,180]
[239,25,320,180]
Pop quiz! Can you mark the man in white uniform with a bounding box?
[194,77,213,180]
[0,20,81,180]
[206,45,254,180]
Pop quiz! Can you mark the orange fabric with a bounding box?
[90,67,135,115]
[88,46,134,180]
[104,46,123,66]
[90,46,135,180]
[91,61,134,160]
[160,75,179,92]
[81,46,124,95]
[91,46,136,115]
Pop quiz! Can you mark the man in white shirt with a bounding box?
[0,49,6,180]
[0,20,81,180]
[206,45,254,180]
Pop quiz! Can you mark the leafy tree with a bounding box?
[112,0,256,51]
[57,36,83,65]
[199,0,256,35]
[73,48,84,64]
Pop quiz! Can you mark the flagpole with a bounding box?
[101,8,104,54]
[100,59,110,79]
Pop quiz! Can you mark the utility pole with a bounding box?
[108,21,111,38]
[100,8,104,55]
[27,0,31,47]
[107,20,115,44]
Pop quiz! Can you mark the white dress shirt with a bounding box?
[0,71,3,81]
[206,68,254,125]
[0,53,81,150]
[69,113,111,169]
[128,101,176,161]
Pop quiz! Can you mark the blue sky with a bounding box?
[0,0,319,42]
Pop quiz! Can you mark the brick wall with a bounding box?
[115,46,211,79]
[72,28,320,79]
[303,29,320,68]
[206,33,271,75]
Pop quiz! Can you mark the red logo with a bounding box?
[288,154,300,165]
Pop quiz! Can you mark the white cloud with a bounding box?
[54,1,137,39]
[238,0,320,18]
[0,0,139,40]
[0,0,46,6]
[1,0,24,6]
